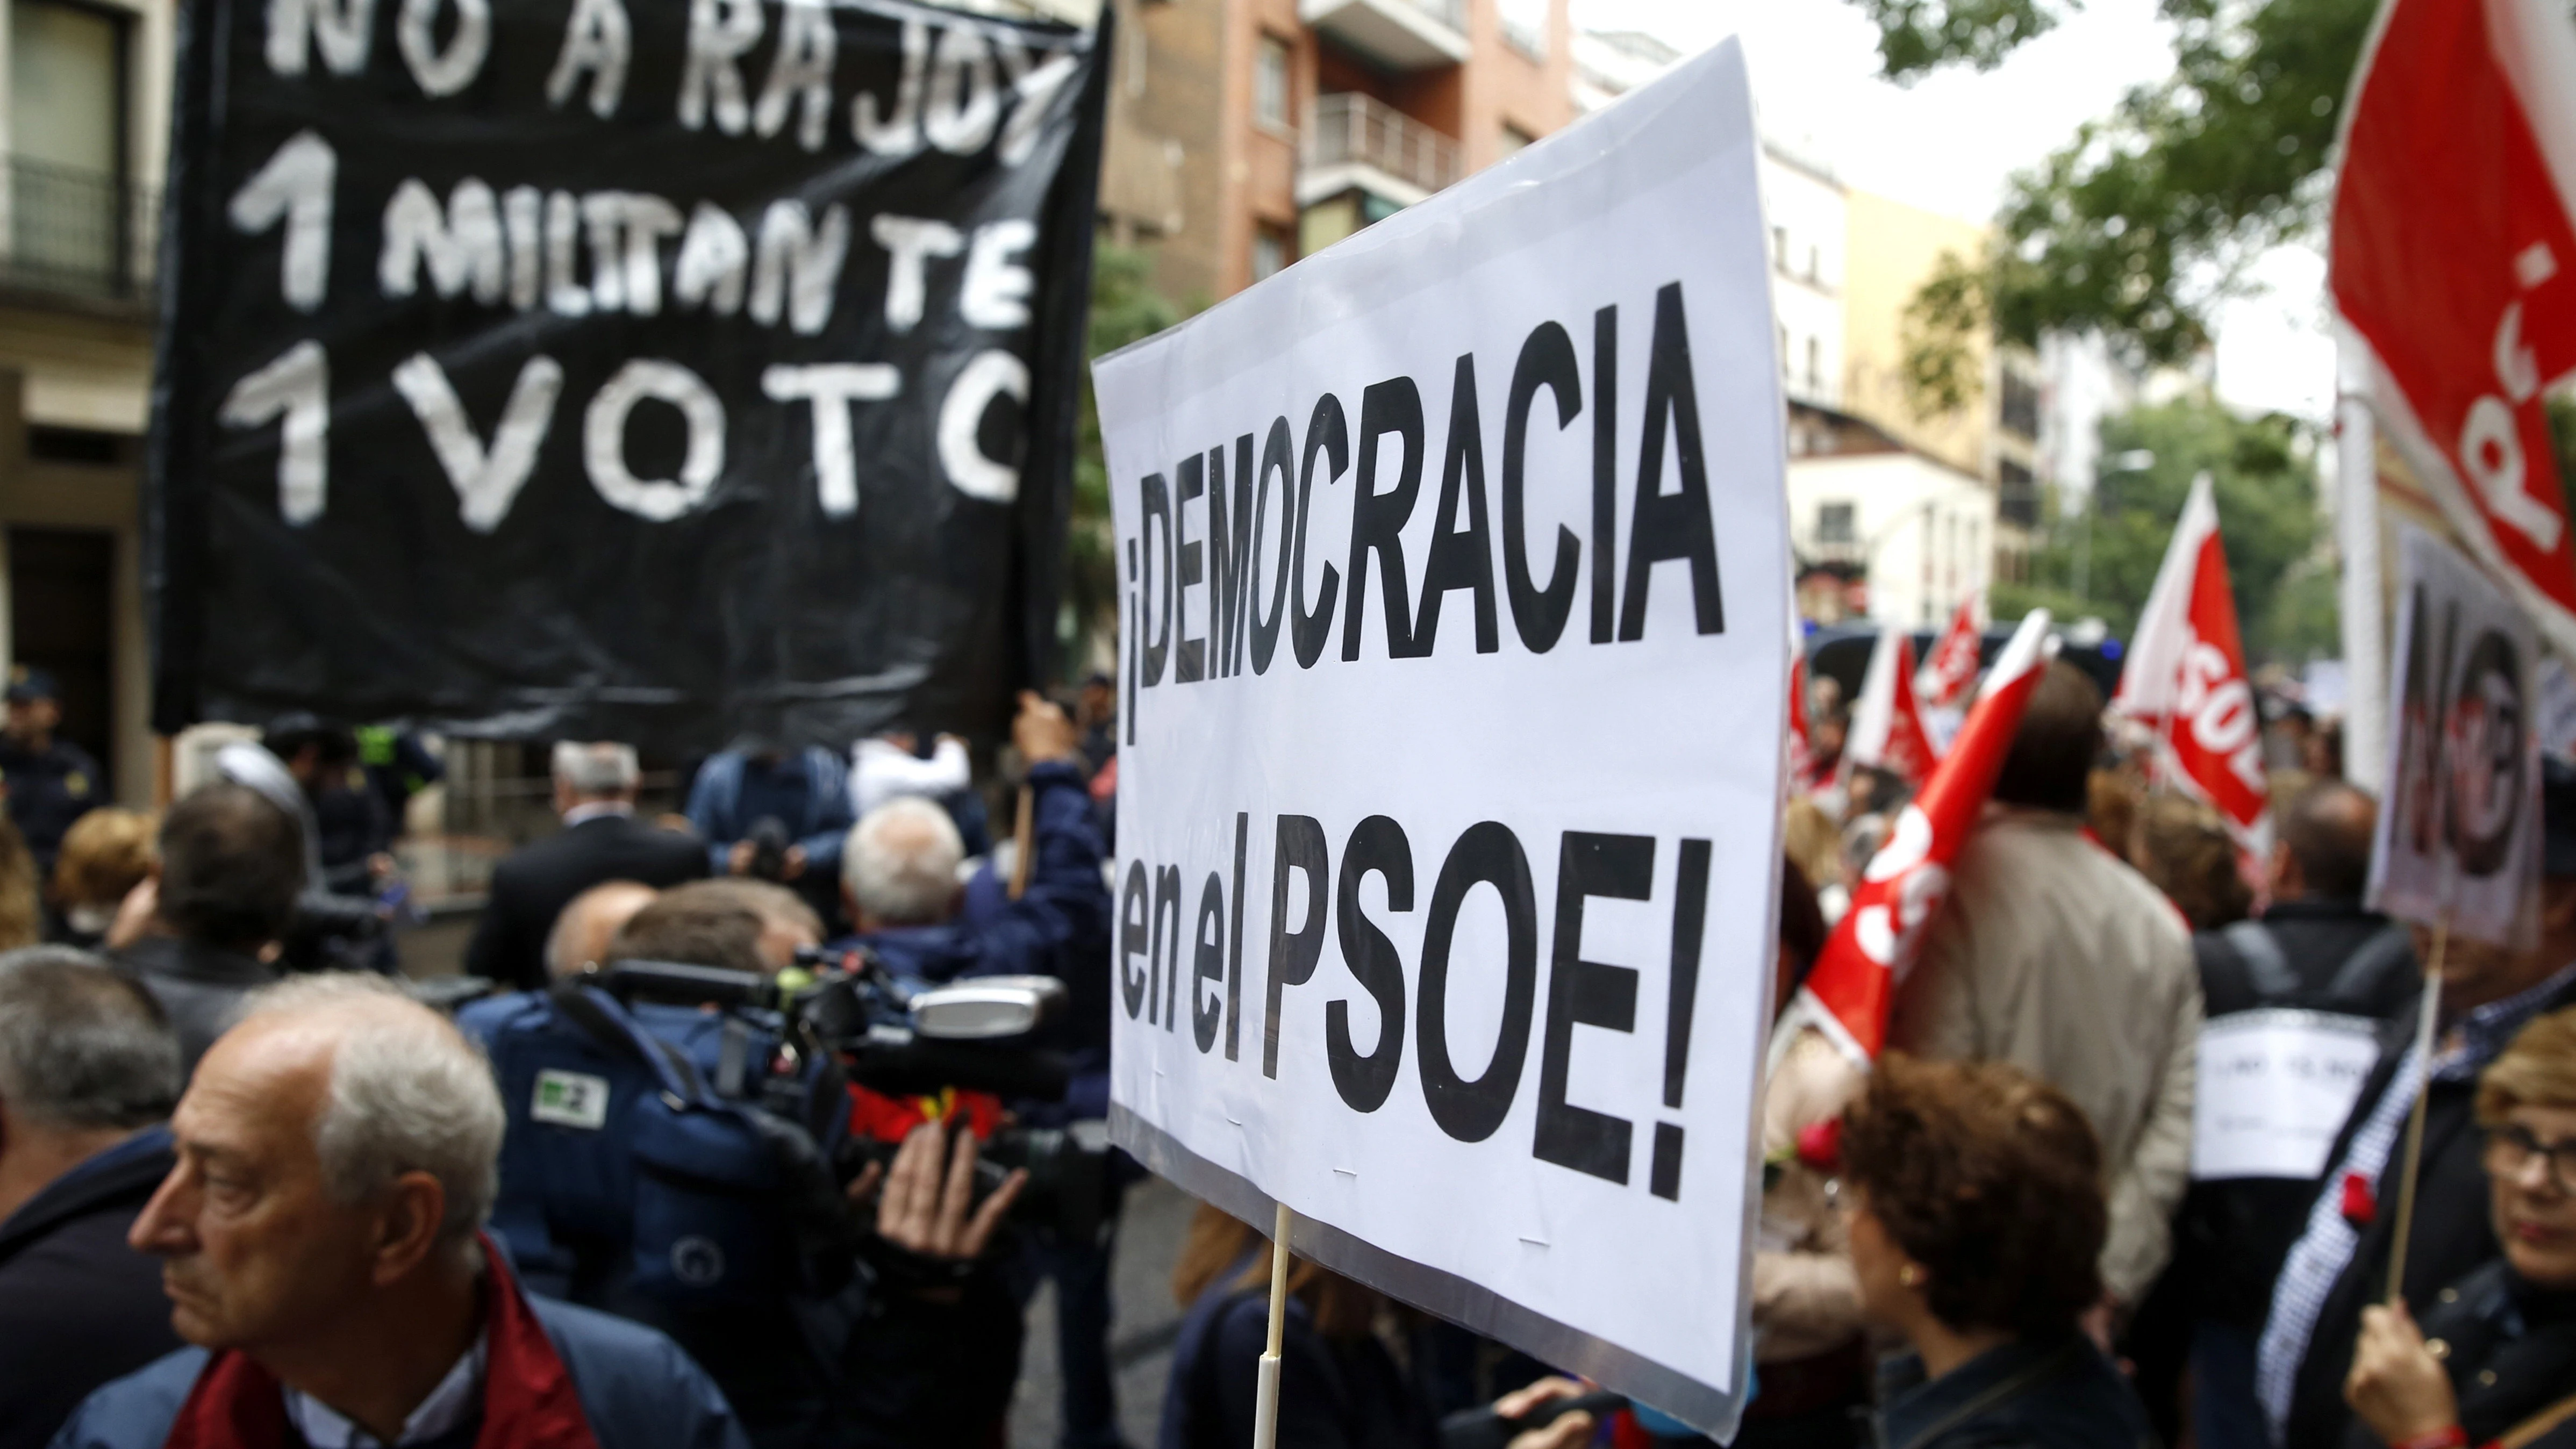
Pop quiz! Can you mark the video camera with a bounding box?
[590,950,1115,1244]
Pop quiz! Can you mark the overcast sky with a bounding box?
[1568,0,2337,421]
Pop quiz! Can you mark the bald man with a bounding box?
[2169,779,2420,1449]
[541,880,660,980]
[49,973,749,1449]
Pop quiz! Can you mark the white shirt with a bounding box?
[282,1331,487,1449]
[851,736,970,819]
[561,801,635,828]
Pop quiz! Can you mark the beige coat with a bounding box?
[1888,807,2203,1303]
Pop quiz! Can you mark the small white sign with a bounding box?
[2191,1009,2383,1180]
[531,1068,610,1130]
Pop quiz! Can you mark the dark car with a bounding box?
[1804,621,2124,705]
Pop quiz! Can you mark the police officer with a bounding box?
[0,668,100,884]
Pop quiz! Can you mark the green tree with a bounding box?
[1994,395,2325,661]
[1854,0,2375,373]
[1061,243,1185,677]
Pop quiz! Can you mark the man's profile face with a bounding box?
[128,1018,378,1351]
[5,697,56,743]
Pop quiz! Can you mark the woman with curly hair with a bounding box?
[49,806,155,947]
[1841,1054,2157,1449]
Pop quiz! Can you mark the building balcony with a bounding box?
[0,157,157,311]
[1300,0,1469,70]
[1299,93,1459,210]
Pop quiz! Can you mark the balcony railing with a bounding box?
[0,157,158,306]
[1305,93,1461,200]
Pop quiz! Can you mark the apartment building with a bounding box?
[0,0,174,808]
[1572,26,1994,631]
[1099,0,1573,307]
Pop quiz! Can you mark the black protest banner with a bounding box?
[149,0,1110,749]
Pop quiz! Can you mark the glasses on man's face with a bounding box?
[2482,1121,2576,1195]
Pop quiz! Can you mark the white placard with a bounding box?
[1092,41,1786,1438]
[2191,1009,2384,1181]
[2367,526,2543,948]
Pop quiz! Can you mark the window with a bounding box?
[1999,368,2041,439]
[1816,502,1855,545]
[1254,35,1291,132]
[1999,460,2038,527]
[1498,124,1534,158]
[11,0,129,294]
[1252,227,1287,283]
[1805,336,1822,393]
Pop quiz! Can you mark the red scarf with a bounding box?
[162,1237,599,1449]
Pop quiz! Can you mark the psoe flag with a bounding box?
[2113,473,2271,855]
[1093,40,1788,1438]
[1917,591,1984,711]
[2332,0,2576,657]
[1845,626,1936,788]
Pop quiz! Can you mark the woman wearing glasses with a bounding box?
[2344,1005,2576,1449]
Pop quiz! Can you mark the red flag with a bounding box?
[2331,0,2576,652]
[1916,593,1984,709]
[2113,474,2272,851]
[1843,627,1936,787]
[1792,612,2058,1063]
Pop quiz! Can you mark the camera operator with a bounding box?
[834,690,1120,1448]
[458,892,1032,1449]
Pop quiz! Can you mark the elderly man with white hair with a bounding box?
[50,974,748,1449]
[464,742,707,992]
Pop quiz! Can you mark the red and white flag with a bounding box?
[2332,0,2576,656]
[2114,474,2273,853]
[1843,627,1936,788]
[1916,592,1984,710]
[1789,611,2059,1064]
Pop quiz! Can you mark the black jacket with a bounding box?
[108,937,278,1076]
[1876,1336,2157,1449]
[2336,1260,2576,1449]
[464,813,709,991]
[1160,1287,1436,1449]
[2197,902,2419,1021]
[2178,902,2417,1328]
[2281,971,2576,1449]
[0,1128,178,1449]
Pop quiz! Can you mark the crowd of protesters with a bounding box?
[1758,656,2576,1449]
[3,645,2575,1449]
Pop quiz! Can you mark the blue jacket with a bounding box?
[683,750,853,878]
[48,1292,748,1449]
[837,762,1113,1089]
